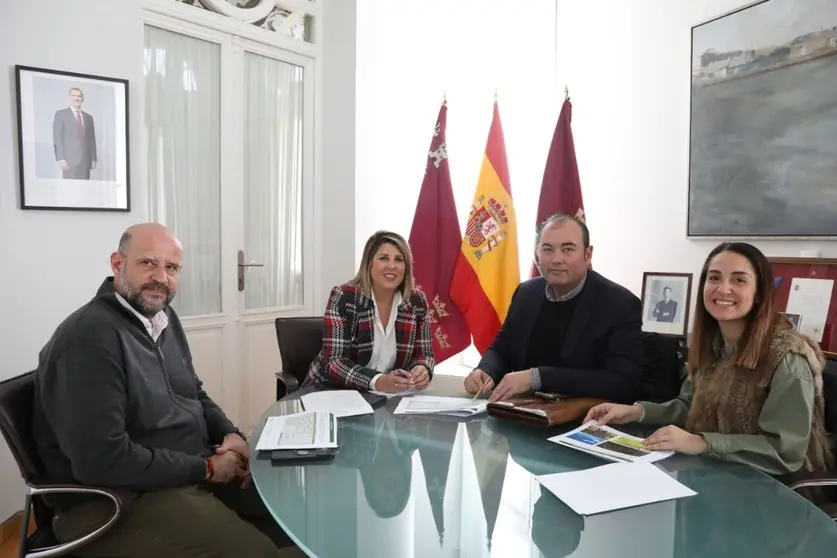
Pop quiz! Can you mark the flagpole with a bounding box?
[564,84,570,101]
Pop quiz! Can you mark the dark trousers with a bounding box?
[62,163,91,180]
[53,483,305,558]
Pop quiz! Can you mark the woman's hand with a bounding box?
[409,365,430,389]
[643,426,708,455]
[583,403,643,425]
[374,370,414,393]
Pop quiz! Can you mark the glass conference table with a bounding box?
[251,375,837,557]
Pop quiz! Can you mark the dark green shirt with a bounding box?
[637,348,816,475]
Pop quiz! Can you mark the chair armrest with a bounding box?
[23,484,123,558]
[275,370,300,400]
[788,471,837,491]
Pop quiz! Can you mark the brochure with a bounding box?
[547,421,673,463]
[255,411,339,451]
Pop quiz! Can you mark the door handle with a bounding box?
[238,249,264,292]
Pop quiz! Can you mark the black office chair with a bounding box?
[274,317,324,399]
[788,357,837,520]
[640,333,687,403]
[0,371,123,557]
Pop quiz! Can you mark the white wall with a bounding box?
[555,0,836,314]
[0,0,145,521]
[319,0,357,305]
[356,0,559,276]
[0,0,356,522]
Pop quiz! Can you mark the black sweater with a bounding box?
[32,278,239,507]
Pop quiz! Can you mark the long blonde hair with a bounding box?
[352,231,415,297]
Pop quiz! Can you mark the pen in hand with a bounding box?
[395,368,414,387]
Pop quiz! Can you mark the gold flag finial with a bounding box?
[564,85,570,101]
[494,88,498,102]
[443,89,447,105]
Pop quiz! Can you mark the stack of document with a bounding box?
[536,461,697,515]
[299,390,374,417]
[548,421,673,463]
[255,411,339,451]
[393,395,487,417]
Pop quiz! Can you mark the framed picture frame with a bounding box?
[780,312,803,332]
[641,272,693,338]
[687,0,837,238]
[14,65,130,212]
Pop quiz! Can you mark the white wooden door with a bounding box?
[143,8,315,434]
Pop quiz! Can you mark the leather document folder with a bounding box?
[486,394,608,427]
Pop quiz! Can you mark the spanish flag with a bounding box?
[450,100,520,354]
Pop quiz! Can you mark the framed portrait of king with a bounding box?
[641,272,694,338]
[15,65,130,212]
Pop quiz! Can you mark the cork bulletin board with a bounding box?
[769,257,837,357]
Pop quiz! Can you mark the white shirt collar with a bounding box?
[114,293,169,342]
[371,290,403,333]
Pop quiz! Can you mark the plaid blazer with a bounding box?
[304,283,436,390]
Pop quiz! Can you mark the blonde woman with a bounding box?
[304,231,435,393]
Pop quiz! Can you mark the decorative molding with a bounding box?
[202,0,273,23]
[175,0,312,42]
[231,34,244,53]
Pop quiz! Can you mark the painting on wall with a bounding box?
[15,65,130,211]
[688,0,837,237]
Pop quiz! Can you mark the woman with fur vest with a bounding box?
[585,242,833,476]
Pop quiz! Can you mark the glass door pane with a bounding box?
[144,25,222,316]
[242,51,304,310]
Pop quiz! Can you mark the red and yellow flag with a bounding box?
[450,101,520,354]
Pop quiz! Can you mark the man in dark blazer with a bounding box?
[53,87,97,180]
[463,213,644,403]
[652,286,677,322]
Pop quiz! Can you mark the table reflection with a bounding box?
[252,394,837,558]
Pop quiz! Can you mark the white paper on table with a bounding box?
[393,395,487,416]
[368,387,424,399]
[536,461,697,516]
[300,390,374,417]
[786,278,834,342]
[255,411,338,451]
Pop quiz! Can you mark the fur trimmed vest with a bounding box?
[685,326,833,473]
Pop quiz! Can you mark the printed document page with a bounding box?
[255,411,338,451]
[300,390,374,417]
[548,421,673,463]
[369,386,425,398]
[786,277,834,342]
[536,461,697,515]
[393,395,488,416]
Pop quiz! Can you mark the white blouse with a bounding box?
[368,290,403,389]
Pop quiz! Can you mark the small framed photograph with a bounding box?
[14,65,130,211]
[780,312,803,332]
[641,272,693,337]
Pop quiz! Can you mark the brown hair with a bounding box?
[351,231,414,297]
[690,242,781,371]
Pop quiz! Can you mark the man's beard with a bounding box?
[116,268,174,318]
